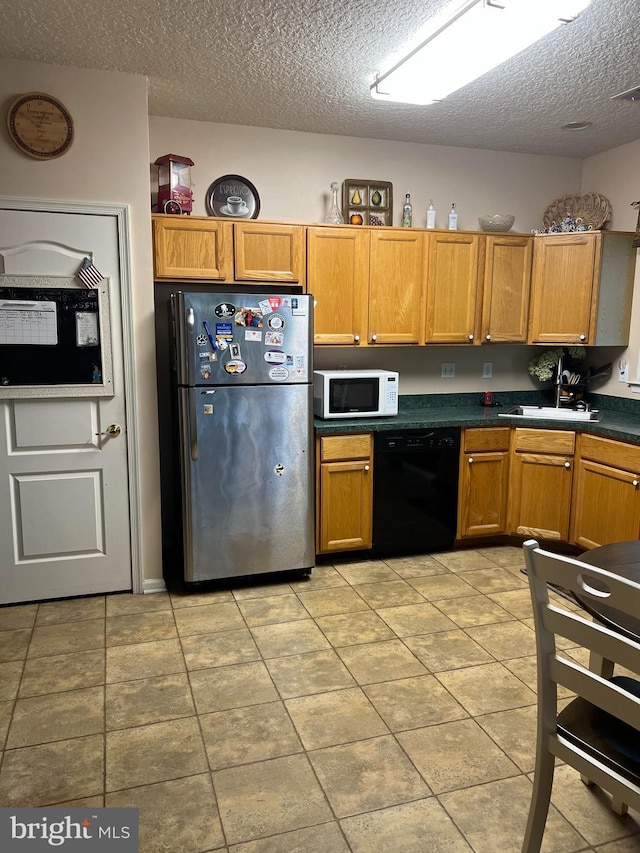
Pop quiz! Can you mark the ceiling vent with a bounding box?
[611,85,640,102]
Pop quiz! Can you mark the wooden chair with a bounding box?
[522,539,640,853]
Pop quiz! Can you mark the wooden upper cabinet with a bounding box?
[528,231,635,346]
[368,229,425,344]
[307,227,369,345]
[424,232,481,343]
[233,222,305,284]
[481,235,532,343]
[528,233,596,344]
[153,216,232,280]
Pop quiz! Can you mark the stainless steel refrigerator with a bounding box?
[171,290,314,582]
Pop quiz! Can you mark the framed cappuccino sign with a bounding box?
[205,174,260,219]
[7,92,74,159]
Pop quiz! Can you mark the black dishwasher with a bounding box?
[372,427,460,557]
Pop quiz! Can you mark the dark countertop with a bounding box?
[314,395,640,444]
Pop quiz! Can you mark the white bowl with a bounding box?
[478,214,515,232]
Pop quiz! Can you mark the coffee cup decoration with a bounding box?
[205,175,260,219]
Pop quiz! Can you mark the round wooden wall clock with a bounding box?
[7,92,74,160]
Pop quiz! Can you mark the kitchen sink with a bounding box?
[498,405,601,422]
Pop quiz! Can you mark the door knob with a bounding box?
[96,424,122,438]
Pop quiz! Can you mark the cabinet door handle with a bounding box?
[468,334,474,341]
[579,334,586,341]
[354,334,360,342]
[633,479,639,487]
[371,334,377,342]
[364,464,370,472]
[468,457,474,464]
[564,461,571,468]
[485,334,491,341]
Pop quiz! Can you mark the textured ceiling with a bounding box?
[1,0,640,158]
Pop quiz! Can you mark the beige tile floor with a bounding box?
[0,545,639,852]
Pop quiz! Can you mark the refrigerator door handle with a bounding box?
[188,387,198,461]
[185,308,195,387]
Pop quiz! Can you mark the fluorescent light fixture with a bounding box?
[371,0,592,105]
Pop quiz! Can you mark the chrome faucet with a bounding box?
[554,354,563,408]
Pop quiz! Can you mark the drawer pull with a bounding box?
[354,334,360,342]
[633,479,639,488]
[364,464,370,472]
[565,462,571,469]
[485,334,491,341]
[468,334,474,341]
[579,334,586,341]
[468,457,474,464]
[371,334,377,342]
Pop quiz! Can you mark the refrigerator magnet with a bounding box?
[224,359,246,375]
[258,298,272,315]
[264,350,286,364]
[229,342,241,359]
[264,331,284,346]
[196,333,208,347]
[235,307,263,328]
[291,297,306,316]
[203,404,213,415]
[268,366,289,382]
[267,313,285,330]
[214,302,235,318]
[200,364,212,380]
[245,329,262,342]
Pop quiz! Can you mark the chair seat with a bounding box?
[557,676,640,787]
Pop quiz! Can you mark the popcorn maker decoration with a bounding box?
[155,154,194,214]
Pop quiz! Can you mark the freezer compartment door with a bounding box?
[178,384,314,581]
[173,291,312,386]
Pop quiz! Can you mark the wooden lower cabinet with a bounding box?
[508,429,575,541]
[316,433,373,553]
[458,428,510,538]
[570,434,640,549]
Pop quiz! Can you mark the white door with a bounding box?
[0,208,132,603]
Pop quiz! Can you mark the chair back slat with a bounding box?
[533,548,640,615]
[549,656,640,729]
[544,606,640,677]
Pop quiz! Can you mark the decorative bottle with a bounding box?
[448,203,458,230]
[426,200,436,229]
[324,182,344,224]
[403,193,412,227]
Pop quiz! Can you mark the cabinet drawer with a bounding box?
[514,428,575,454]
[463,427,510,453]
[320,434,372,462]
[579,434,640,472]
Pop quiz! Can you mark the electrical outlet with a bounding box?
[482,361,493,379]
[441,362,455,378]
[619,360,629,382]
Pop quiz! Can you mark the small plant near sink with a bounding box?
[528,347,586,382]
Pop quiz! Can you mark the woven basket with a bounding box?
[542,192,612,230]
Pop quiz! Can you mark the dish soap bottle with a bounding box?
[403,193,412,227]
[448,203,458,230]
[426,199,436,229]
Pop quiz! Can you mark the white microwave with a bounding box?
[313,369,399,419]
